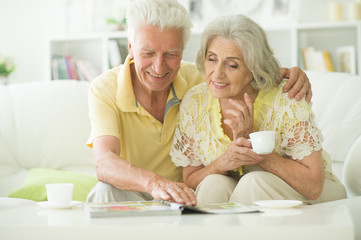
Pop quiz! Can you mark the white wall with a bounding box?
[0,0,66,84]
[0,0,128,84]
[0,0,355,84]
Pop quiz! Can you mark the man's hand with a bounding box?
[149,175,197,206]
[279,67,312,103]
[93,136,196,206]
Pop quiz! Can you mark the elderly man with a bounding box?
[86,0,312,206]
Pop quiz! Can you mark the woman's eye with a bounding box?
[228,61,238,69]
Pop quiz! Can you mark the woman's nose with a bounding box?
[214,63,226,79]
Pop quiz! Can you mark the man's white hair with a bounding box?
[126,0,193,48]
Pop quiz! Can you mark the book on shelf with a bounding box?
[52,55,69,80]
[75,59,100,81]
[85,201,259,218]
[51,57,59,80]
[301,47,335,72]
[336,45,356,75]
[107,38,128,68]
[51,55,100,81]
[64,55,79,80]
[108,39,123,69]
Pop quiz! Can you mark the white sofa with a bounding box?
[0,80,96,201]
[0,71,360,200]
[307,71,361,197]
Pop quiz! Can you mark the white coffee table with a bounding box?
[0,198,355,240]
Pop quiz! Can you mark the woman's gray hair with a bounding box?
[126,0,193,48]
[196,14,280,90]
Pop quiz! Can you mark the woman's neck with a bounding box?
[219,86,259,109]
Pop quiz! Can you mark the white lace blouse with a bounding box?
[170,82,333,177]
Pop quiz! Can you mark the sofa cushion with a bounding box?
[0,80,93,169]
[7,168,98,202]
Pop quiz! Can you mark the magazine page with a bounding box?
[182,202,259,214]
[85,201,259,218]
[85,201,182,218]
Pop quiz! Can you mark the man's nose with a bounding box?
[152,54,166,74]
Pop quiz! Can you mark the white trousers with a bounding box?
[195,171,347,205]
[86,182,153,203]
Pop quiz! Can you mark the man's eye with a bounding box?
[142,52,154,57]
[166,53,179,58]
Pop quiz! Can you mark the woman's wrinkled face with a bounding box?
[204,36,254,100]
[128,25,184,93]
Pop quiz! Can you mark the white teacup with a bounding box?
[46,183,74,206]
[249,131,276,154]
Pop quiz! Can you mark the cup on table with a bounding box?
[46,183,74,206]
[249,131,276,155]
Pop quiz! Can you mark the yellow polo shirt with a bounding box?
[87,56,204,182]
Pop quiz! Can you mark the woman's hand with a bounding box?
[182,137,263,190]
[223,93,254,139]
[279,67,312,103]
[215,137,263,174]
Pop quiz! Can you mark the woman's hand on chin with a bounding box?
[223,93,254,139]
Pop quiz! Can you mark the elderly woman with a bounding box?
[170,14,346,205]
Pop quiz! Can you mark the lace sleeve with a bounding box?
[170,87,204,167]
[263,90,323,160]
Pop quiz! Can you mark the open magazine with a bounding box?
[85,201,259,218]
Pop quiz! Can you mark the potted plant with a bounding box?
[0,56,15,85]
[106,8,127,31]
[106,17,127,31]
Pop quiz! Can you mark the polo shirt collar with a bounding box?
[171,63,189,101]
[115,56,189,113]
[115,56,137,112]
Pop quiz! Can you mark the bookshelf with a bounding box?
[45,32,128,81]
[45,21,361,81]
[296,21,359,74]
[262,21,360,74]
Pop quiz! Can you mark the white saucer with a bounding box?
[37,201,82,209]
[253,200,303,209]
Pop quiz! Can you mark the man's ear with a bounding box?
[128,41,134,59]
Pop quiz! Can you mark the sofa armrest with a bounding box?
[343,135,361,197]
